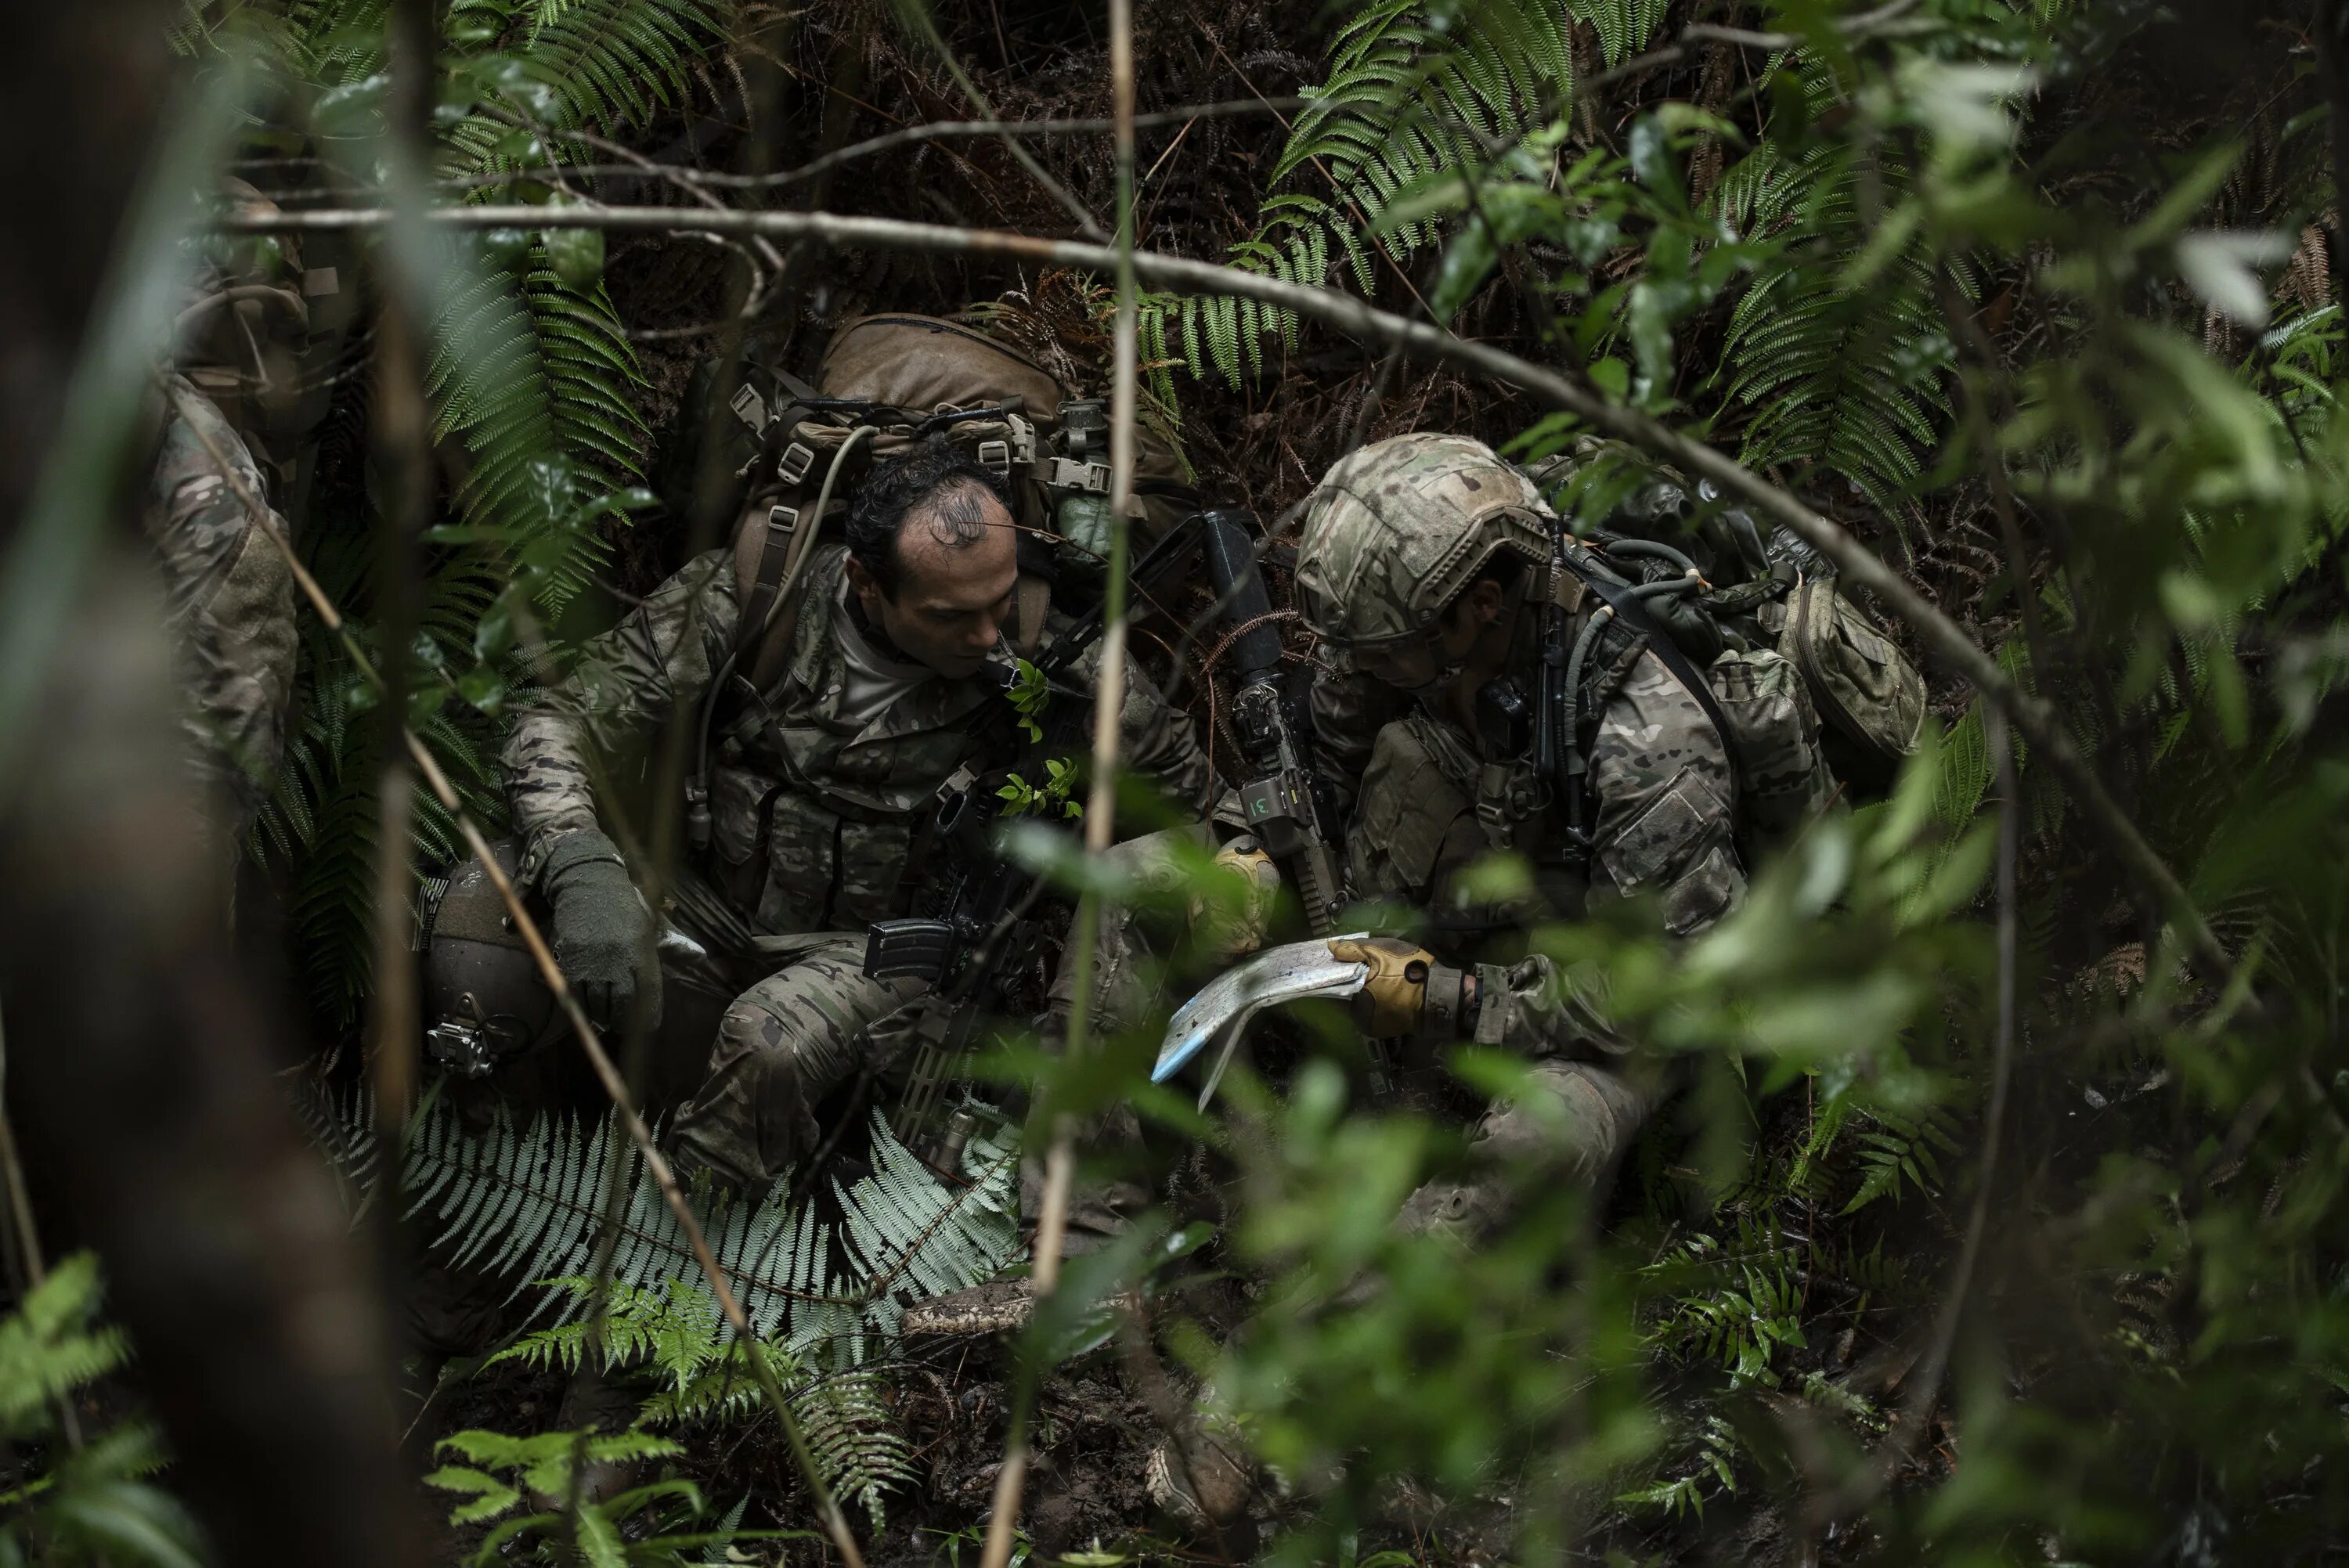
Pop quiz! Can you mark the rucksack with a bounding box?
[702,314,1198,690]
[1525,444,1926,796]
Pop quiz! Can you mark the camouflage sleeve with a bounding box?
[1470,952,1633,1058]
[1108,647,1211,825]
[144,380,298,845]
[502,549,740,881]
[1467,647,1746,1059]
[1309,651,1409,821]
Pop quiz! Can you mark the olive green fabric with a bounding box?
[1777,576,1926,772]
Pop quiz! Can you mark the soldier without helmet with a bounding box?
[498,437,1220,1202]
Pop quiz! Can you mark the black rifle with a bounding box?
[1197,510,1346,936]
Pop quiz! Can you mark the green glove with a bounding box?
[541,830,661,1031]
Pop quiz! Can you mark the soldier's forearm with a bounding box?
[501,711,608,884]
[1470,953,1633,1057]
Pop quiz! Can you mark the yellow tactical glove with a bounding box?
[1190,843,1282,961]
[1327,936,1469,1039]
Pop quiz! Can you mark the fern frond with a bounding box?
[1139,0,1594,384]
[1714,98,1960,515]
[0,1254,132,1440]
[343,1091,1024,1372]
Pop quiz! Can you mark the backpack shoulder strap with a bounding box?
[1555,545,1746,802]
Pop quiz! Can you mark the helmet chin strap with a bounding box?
[1424,565,1537,708]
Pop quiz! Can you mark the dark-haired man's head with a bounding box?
[843,438,1019,678]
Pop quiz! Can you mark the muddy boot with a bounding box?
[1144,1404,1259,1555]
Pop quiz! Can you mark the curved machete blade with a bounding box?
[1153,935,1372,1086]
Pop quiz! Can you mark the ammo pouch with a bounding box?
[1768,575,1925,788]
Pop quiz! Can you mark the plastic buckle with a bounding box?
[729,383,767,435]
[976,438,1011,475]
[777,440,816,485]
[766,504,799,546]
[1048,456,1112,494]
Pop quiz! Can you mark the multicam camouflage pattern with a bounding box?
[144,375,298,852]
[503,542,1209,910]
[1395,1056,1663,1238]
[669,826,1214,1202]
[667,933,931,1193]
[504,542,1212,1193]
[1341,649,1745,942]
[1707,646,1837,846]
[1299,432,1759,1228]
[1292,434,1554,647]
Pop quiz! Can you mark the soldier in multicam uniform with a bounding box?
[1292,433,1767,1235]
[146,181,312,888]
[501,437,1217,1199]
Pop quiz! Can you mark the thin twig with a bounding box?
[476,105,784,330]
[1586,0,1929,89]
[760,99,1299,194]
[979,6,1140,1563]
[897,11,1107,243]
[1823,704,2019,1523]
[218,196,2236,985]
[161,385,870,1568]
[367,0,433,1148]
[2320,5,2349,321]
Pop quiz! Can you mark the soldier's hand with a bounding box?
[1189,842,1282,962]
[541,829,663,1032]
[1328,935,1450,1037]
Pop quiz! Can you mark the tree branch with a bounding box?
[222,199,2233,982]
[164,386,871,1568]
[981,8,1142,1562]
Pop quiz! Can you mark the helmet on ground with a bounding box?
[421,842,561,1079]
[1293,433,1553,649]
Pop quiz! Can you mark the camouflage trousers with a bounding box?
[1395,1057,1664,1241]
[668,827,1202,1207]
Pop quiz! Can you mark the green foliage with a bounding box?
[491,1277,918,1528]
[1640,1218,1808,1383]
[1713,121,1960,515]
[997,758,1081,820]
[424,1424,792,1566]
[1006,657,1052,743]
[0,1256,205,1568]
[186,0,723,1029]
[1140,0,1633,393]
[1613,1413,1738,1519]
[1841,1101,1962,1213]
[325,1090,1023,1365]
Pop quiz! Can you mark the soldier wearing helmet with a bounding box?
[1293,432,1751,1235]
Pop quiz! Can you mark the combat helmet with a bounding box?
[172,179,312,445]
[1293,433,1554,648]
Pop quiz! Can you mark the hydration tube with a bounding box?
[686,424,876,853]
